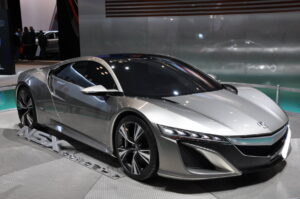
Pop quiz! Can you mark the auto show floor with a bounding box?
[0,110,299,199]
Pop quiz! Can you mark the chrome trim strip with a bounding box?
[227,125,288,146]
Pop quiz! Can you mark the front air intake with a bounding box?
[178,141,216,171]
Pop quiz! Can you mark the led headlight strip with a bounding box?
[159,125,228,142]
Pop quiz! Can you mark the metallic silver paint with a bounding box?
[17,56,290,180]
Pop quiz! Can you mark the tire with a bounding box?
[16,86,38,128]
[114,115,158,181]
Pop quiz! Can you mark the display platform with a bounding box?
[0,109,300,199]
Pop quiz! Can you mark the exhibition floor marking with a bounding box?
[17,126,124,180]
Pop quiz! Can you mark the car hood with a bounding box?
[142,87,288,137]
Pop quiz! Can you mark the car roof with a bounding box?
[97,53,173,60]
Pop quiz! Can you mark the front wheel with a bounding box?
[114,115,158,181]
[16,86,37,128]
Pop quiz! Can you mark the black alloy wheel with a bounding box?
[17,87,37,128]
[114,115,158,181]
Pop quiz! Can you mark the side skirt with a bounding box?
[43,122,115,157]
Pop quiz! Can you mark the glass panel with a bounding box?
[72,61,117,89]
[106,56,222,97]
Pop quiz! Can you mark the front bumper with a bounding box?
[155,125,291,180]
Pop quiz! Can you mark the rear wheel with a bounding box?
[114,115,158,181]
[17,86,37,128]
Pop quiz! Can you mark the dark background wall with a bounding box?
[0,0,19,75]
[57,0,80,59]
[7,0,22,34]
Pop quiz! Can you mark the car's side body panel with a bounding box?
[51,75,119,149]
[16,55,291,180]
[17,57,122,153]
[17,67,59,126]
[17,55,289,150]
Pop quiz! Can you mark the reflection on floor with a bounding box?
[0,109,299,199]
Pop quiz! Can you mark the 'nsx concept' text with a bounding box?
[16,54,291,181]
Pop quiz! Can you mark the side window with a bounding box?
[54,63,84,86]
[73,61,117,89]
[54,61,117,89]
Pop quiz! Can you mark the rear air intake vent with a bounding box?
[106,0,300,17]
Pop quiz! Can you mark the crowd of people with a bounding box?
[13,27,48,61]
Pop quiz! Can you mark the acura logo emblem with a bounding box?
[257,121,268,128]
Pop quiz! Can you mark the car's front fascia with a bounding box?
[111,94,291,181]
[152,122,291,180]
[106,88,291,180]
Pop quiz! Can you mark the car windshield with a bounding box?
[105,56,222,98]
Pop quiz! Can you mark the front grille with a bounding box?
[235,131,287,157]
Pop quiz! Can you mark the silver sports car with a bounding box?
[16,54,291,181]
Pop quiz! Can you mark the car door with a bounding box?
[50,60,119,144]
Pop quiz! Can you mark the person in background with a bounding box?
[13,29,22,61]
[16,28,24,59]
[38,31,48,59]
[29,26,37,60]
[22,27,31,60]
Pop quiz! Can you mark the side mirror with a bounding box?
[81,85,122,95]
[208,74,217,80]
[223,84,238,94]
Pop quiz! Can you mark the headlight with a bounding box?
[158,125,228,142]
